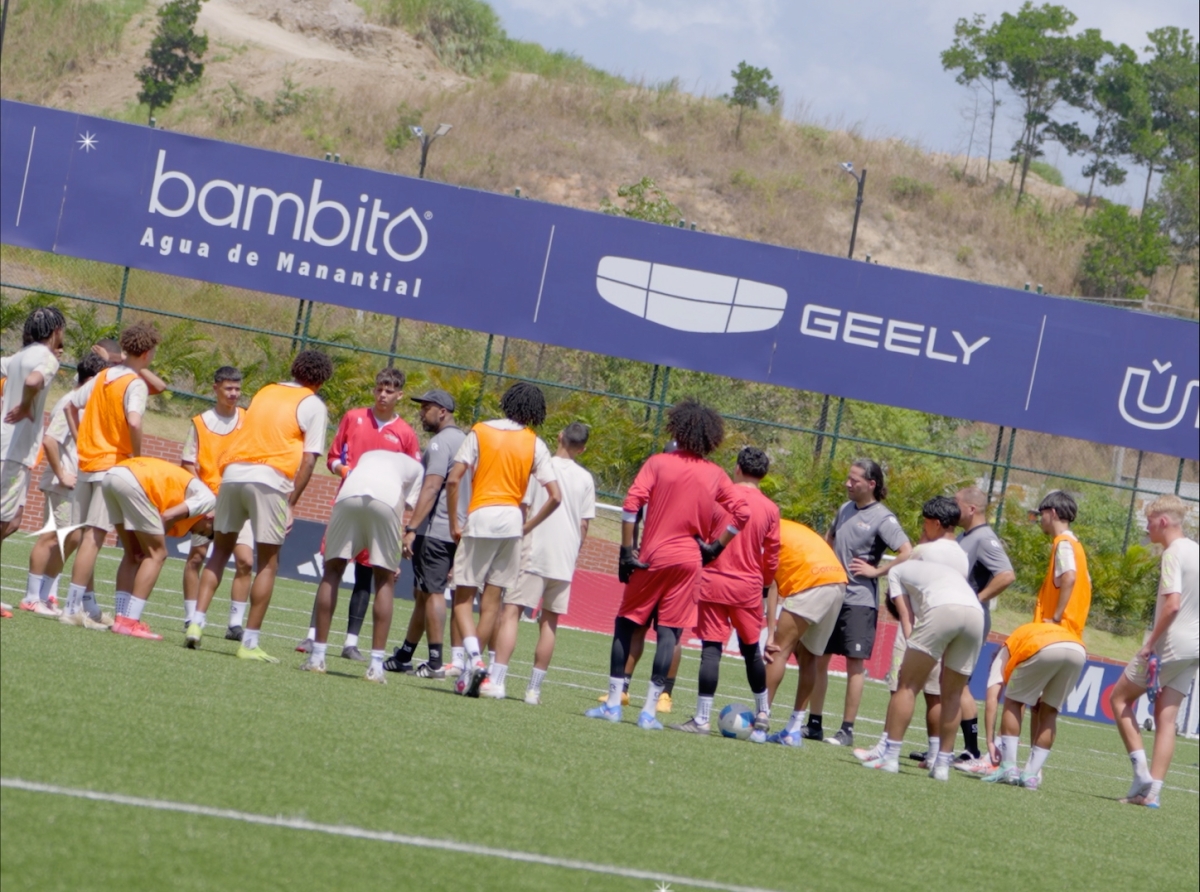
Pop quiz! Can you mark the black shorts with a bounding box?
[824,603,878,659]
[412,535,456,594]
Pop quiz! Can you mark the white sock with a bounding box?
[194,610,207,629]
[1024,745,1051,776]
[306,626,317,641]
[127,596,147,622]
[24,574,44,604]
[1000,735,1019,764]
[43,574,61,601]
[529,668,547,693]
[643,681,664,716]
[884,740,903,761]
[228,600,247,628]
[490,663,508,685]
[696,696,714,725]
[81,590,101,620]
[874,733,890,754]
[243,628,260,650]
[785,710,807,734]
[66,583,86,614]
[114,591,131,617]
[312,641,328,661]
[464,636,481,661]
[1148,779,1163,800]
[370,649,385,671]
[488,650,496,666]
[1130,749,1152,783]
[927,736,941,760]
[754,690,769,716]
[344,633,359,648]
[184,599,197,623]
[935,750,953,769]
[606,676,624,708]
[452,646,466,669]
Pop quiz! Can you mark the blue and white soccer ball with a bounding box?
[717,704,755,740]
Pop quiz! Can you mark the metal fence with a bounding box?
[3,247,1197,556]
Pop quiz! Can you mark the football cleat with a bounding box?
[524,689,541,706]
[1122,791,1160,809]
[827,728,854,747]
[954,755,997,775]
[82,612,113,631]
[364,665,387,685]
[59,611,85,627]
[908,750,928,762]
[236,645,280,663]
[455,661,487,697]
[636,712,664,731]
[479,680,506,699]
[225,625,244,642]
[445,664,464,678]
[929,763,951,782]
[863,756,900,773]
[410,662,446,679]
[598,691,631,706]
[185,622,203,648]
[981,763,1020,785]
[382,649,412,673]
[656,692,673,714]
[766,730,804,747]
[111,616,163,640]
[854,743,885,762]
[341,645,366,662]
[800,724,823,742]
[0,605,11,619]
[668,718,711,734]
[1019,772,1041,791]
[18,600,38,613]
[31,601,62,618]
[300,658,327,674]
[584,704,622,723]
[295,637,313,654]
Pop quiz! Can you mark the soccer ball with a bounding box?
[717,704,755,740]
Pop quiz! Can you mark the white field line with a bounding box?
[0,778,783,892]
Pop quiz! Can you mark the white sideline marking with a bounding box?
[0,778,781,892]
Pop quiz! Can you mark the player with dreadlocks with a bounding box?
[444,382,562,697]
[587,399,750,730]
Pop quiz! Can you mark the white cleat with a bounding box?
[479,680,506,700]
[863,756,900,773]
[524,689,541,705]
[929,763,950,782]
[364,665,387,685]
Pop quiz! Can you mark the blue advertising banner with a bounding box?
[2,100,1196,459]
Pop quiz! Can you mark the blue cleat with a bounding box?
[636,711,664,731]
[585,704,623,723]
[766,730,804,747]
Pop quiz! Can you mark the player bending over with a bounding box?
[1109,495,1197,809]
[671,447,779,739]
[586,399,750,730]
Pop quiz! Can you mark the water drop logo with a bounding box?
[1117,359,1199,430]
[595,256,786,333]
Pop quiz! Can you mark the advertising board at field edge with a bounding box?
[2,100,1196,459]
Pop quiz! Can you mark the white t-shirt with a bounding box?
[887,559,983,622]
[911,538,969,578]
[1156,537,1199,663]
[38,391,79,496]
[454,420,557,539]
[1054,531,1079,579]
[522,455,596,581]
[71,366,150,483]
[221,383,328,494]
[0,343,60,467]
[337,449,423,520]
[107,466,217,519]
[181,408,242,464]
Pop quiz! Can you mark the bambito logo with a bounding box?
[595,256,787,333]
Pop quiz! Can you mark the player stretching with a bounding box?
[862,552,984,780]
[102,457,215,640]
[388,389,466,677]
[181,367,253,640]
[671,447,779,739]
[806,459,911,747]
[981,490,1091,787]
[2,307,64,541]
[186,350,332,661]
[763,520,847,746]
[298,367,418,659]
[63,322,161,629]
[586,399,750,730]
[444,383,562,696]
[490,422,596,703]
[21,353,106,616]
[1110,495,1197,808]
[301,448,423,681]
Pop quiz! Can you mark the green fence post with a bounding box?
[986,426,1005,507]
[650,366,671,446]
[299,300,314,350]
[115,267,130,325]
[473,334,494,423]
[1123,450,1145,550]
[1174,458,1185,495]
[644,364,660,424]
[994,428,1018,526]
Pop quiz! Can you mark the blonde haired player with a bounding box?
[1109,494,1198,808]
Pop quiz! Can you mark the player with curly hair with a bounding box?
[186,350,333,661]
[587,399,751,730]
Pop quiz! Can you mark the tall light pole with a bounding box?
[412,123,452,179]
[841,161,867,258]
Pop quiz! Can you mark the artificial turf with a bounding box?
[1,533,1197,892]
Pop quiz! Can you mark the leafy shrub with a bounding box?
[1028,160,1064,187]
[384,102,425,152]
[1078,204,1171,301]
[600,177,683,226]
[889,176,936,202]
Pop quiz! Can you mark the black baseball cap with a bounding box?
[411,389,456,412]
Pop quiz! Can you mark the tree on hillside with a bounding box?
[1130,27,1199,209]
[1078,203,1171,302]
[941,13,1005,180]
[136,0,208,124]
[726,61,780,143]
[1156,161,1199,303]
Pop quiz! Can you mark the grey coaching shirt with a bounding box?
[957,523,1013,611]
[415,425,467,543]
[830,500,910,608]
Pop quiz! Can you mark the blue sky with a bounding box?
[489,0,1195,206]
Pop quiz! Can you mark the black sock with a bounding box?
[396,639,417,665]
[808,714,823,730]
[663,676,677,696]
[428,643,443,670]
[841,721,854,733]
[962,718,980,758]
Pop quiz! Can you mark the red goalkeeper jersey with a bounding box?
[699,486,780,606]
[326,407,419,476]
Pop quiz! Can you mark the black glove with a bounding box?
[695,536,725,566]
[618,545,649,583]
[762,586,770,600]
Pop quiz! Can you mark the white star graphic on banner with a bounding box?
[77,132,99,152]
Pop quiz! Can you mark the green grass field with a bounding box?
[2,533,1197,892]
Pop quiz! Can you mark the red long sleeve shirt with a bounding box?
[699,486,781,605]
[326,407,419,476]
[623,451,750,568]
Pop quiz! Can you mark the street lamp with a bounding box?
[411,123,452,179]
[841,161,867,259]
